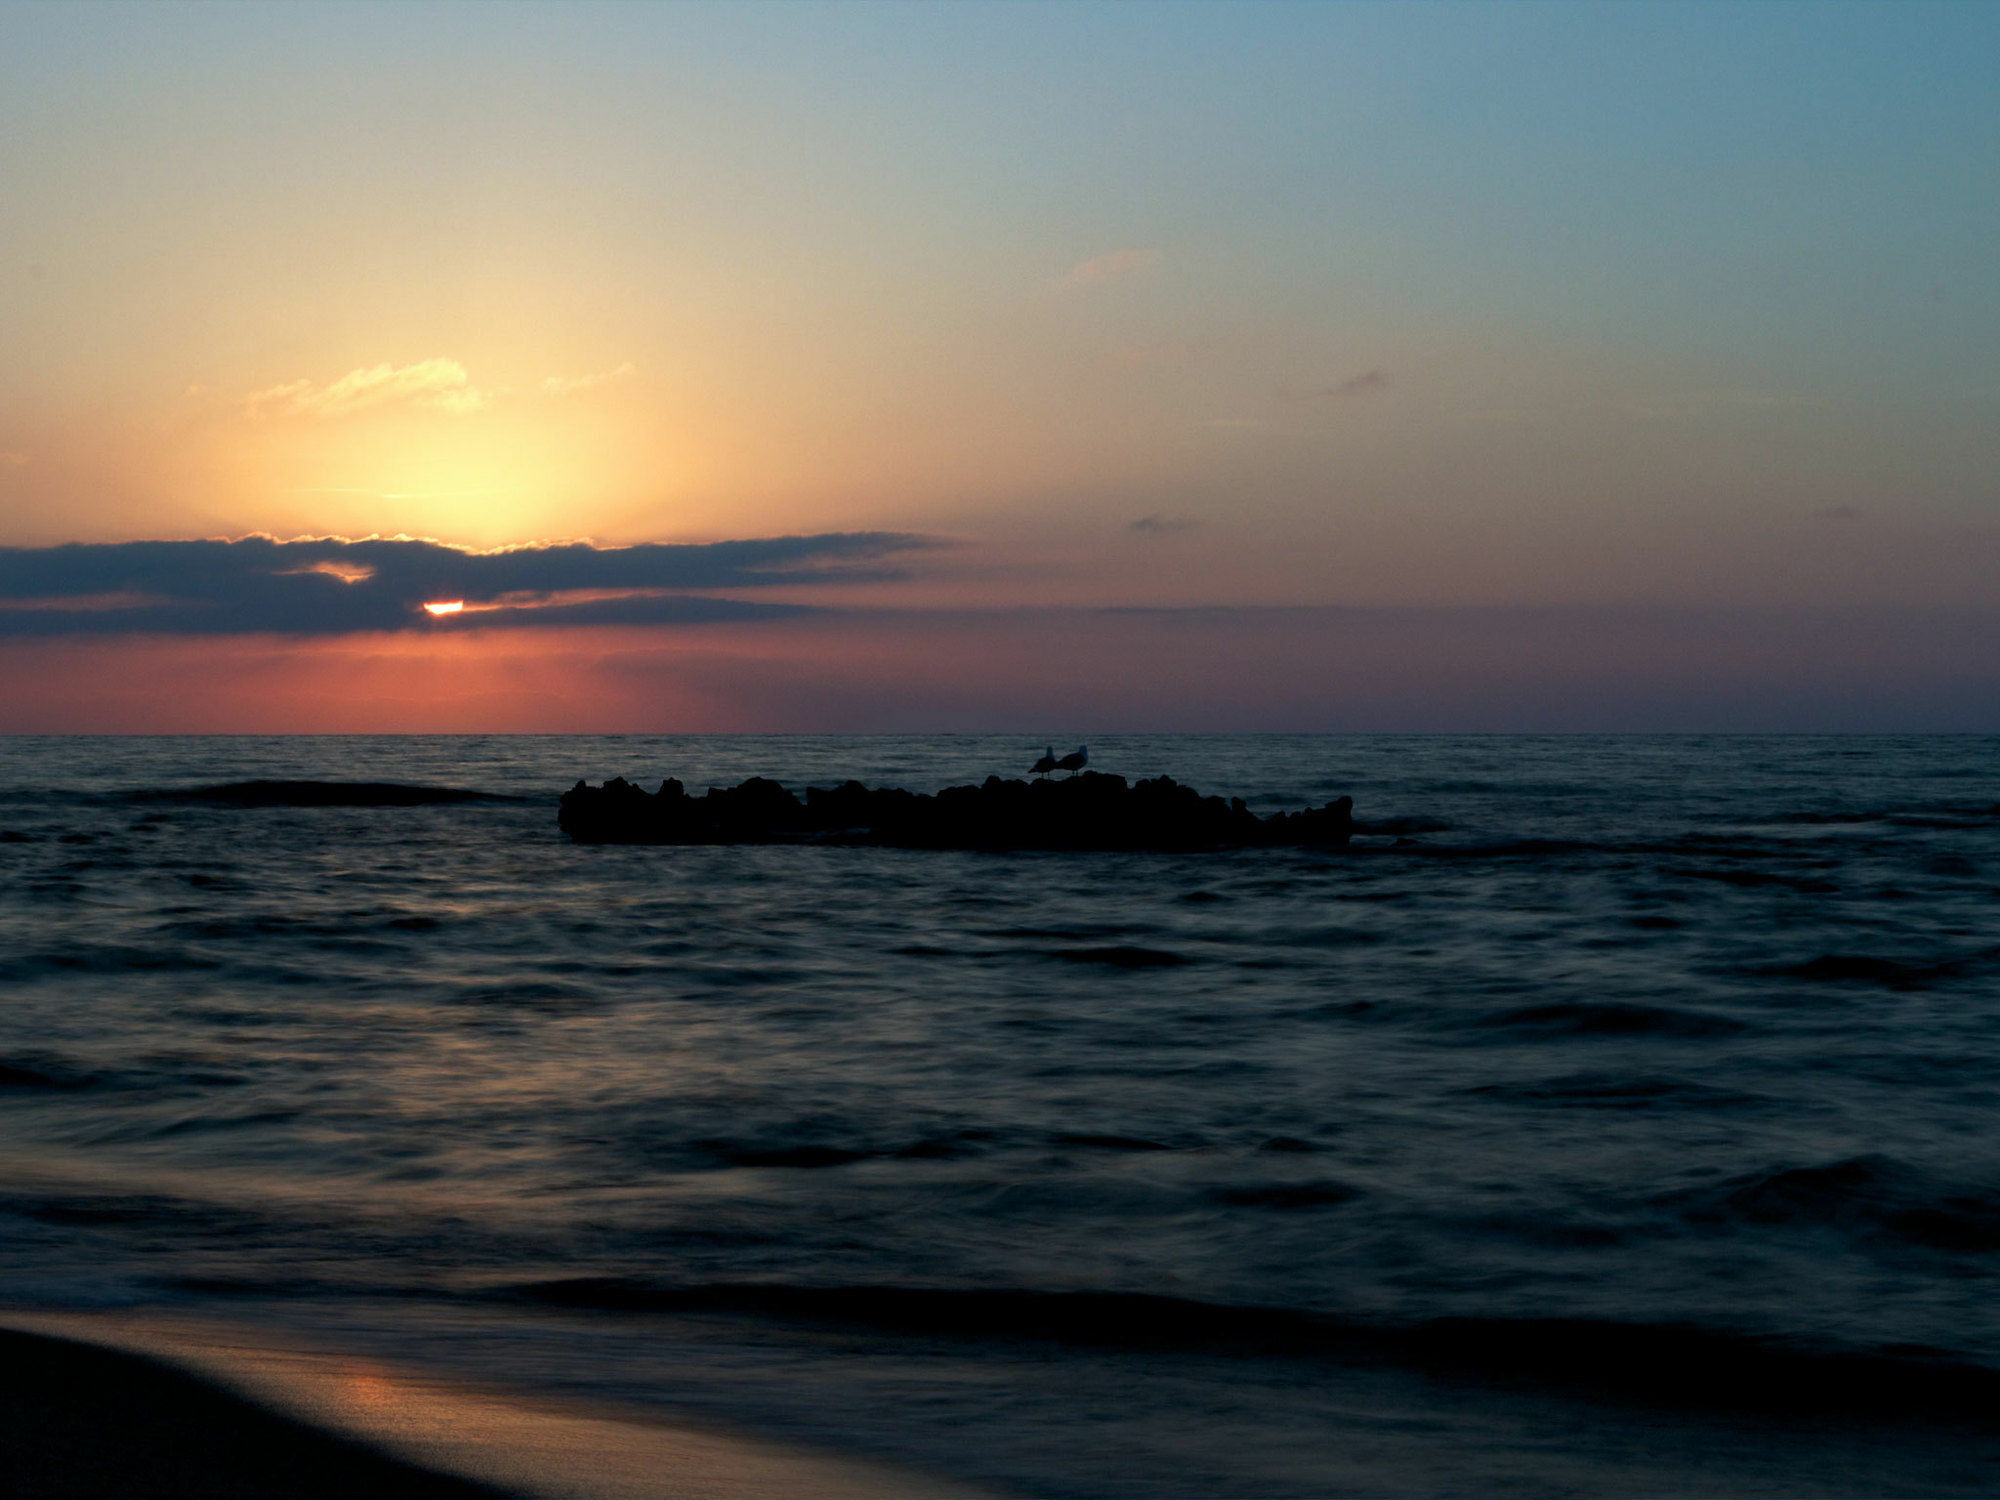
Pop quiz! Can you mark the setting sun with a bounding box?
[422,600,464,617]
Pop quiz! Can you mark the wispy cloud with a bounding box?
[1129,515,1201,536]
[0,451,27,469]
[1061,247,1162,290]
[246,358,487,419]
[1332,369,1390,397]
[541,362,637,398]
[0,532,940,637]
[1285,369,1391,402]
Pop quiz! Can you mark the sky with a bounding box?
[0,0,1995,731]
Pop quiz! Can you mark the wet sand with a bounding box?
[0,1313,994,1500]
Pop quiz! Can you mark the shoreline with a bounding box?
[0,1311,995,1500]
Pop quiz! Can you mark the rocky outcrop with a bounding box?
[558,771,1353,850]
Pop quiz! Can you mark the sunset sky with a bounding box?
[1,0,1995,730]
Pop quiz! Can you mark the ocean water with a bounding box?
[2,733,1998,1497]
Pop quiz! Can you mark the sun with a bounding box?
[423,600,465,617]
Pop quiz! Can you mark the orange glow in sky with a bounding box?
[0,4,1995,730]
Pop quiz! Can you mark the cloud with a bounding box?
[0,451,27,469]
[1128,515,1200,536]
[1333,369,1391,397]
[541,362,637,398]
[281,558,376,584]
[0,532,938,637]
[1286,369,1391,402]
[246,359,487,419]
[1060,247,1161,290]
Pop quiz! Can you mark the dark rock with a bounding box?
[558,770,1354,851]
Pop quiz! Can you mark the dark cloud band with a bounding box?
[0,533,934,636]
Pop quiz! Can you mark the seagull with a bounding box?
[1030,746,1059,778]
[1055,745,1089,776]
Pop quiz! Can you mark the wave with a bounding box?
[1352,816,1452,836]
[1396,838,1601,860]
[496,1278,2000,1420]
[1211,1181,1361,1208]
[1474,1002,1748,1039]
[0,1058,97,1091]
[1898,817,1998,832]
[127,780,521,807]
[1389,837,1818,871]
[1052,1133,1176,1152]
[680,1127,1237,1168]
[0,944,224,984]
[1049,946,1193,969]
[1750,948,1999,990]
[156,911,446,943]
[690,1139,875,1169]
[1764,802,2000,828]
[1667,865,1841,893]
[1462,1074,1765,1110]
[1670,1155,2000,1254]
[0,1051,245,1095]
[0,1188,263,1235]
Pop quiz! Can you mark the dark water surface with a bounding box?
[3,735,1998,1496]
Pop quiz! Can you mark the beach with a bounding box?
[2,1314,991,1500]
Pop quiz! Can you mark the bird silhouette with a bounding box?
[1030,745,1059,778]
[1055,745,1089,776]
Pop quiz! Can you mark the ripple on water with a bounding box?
[2,734,1999,1497]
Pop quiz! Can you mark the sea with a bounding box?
[2,734,1997,1498]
